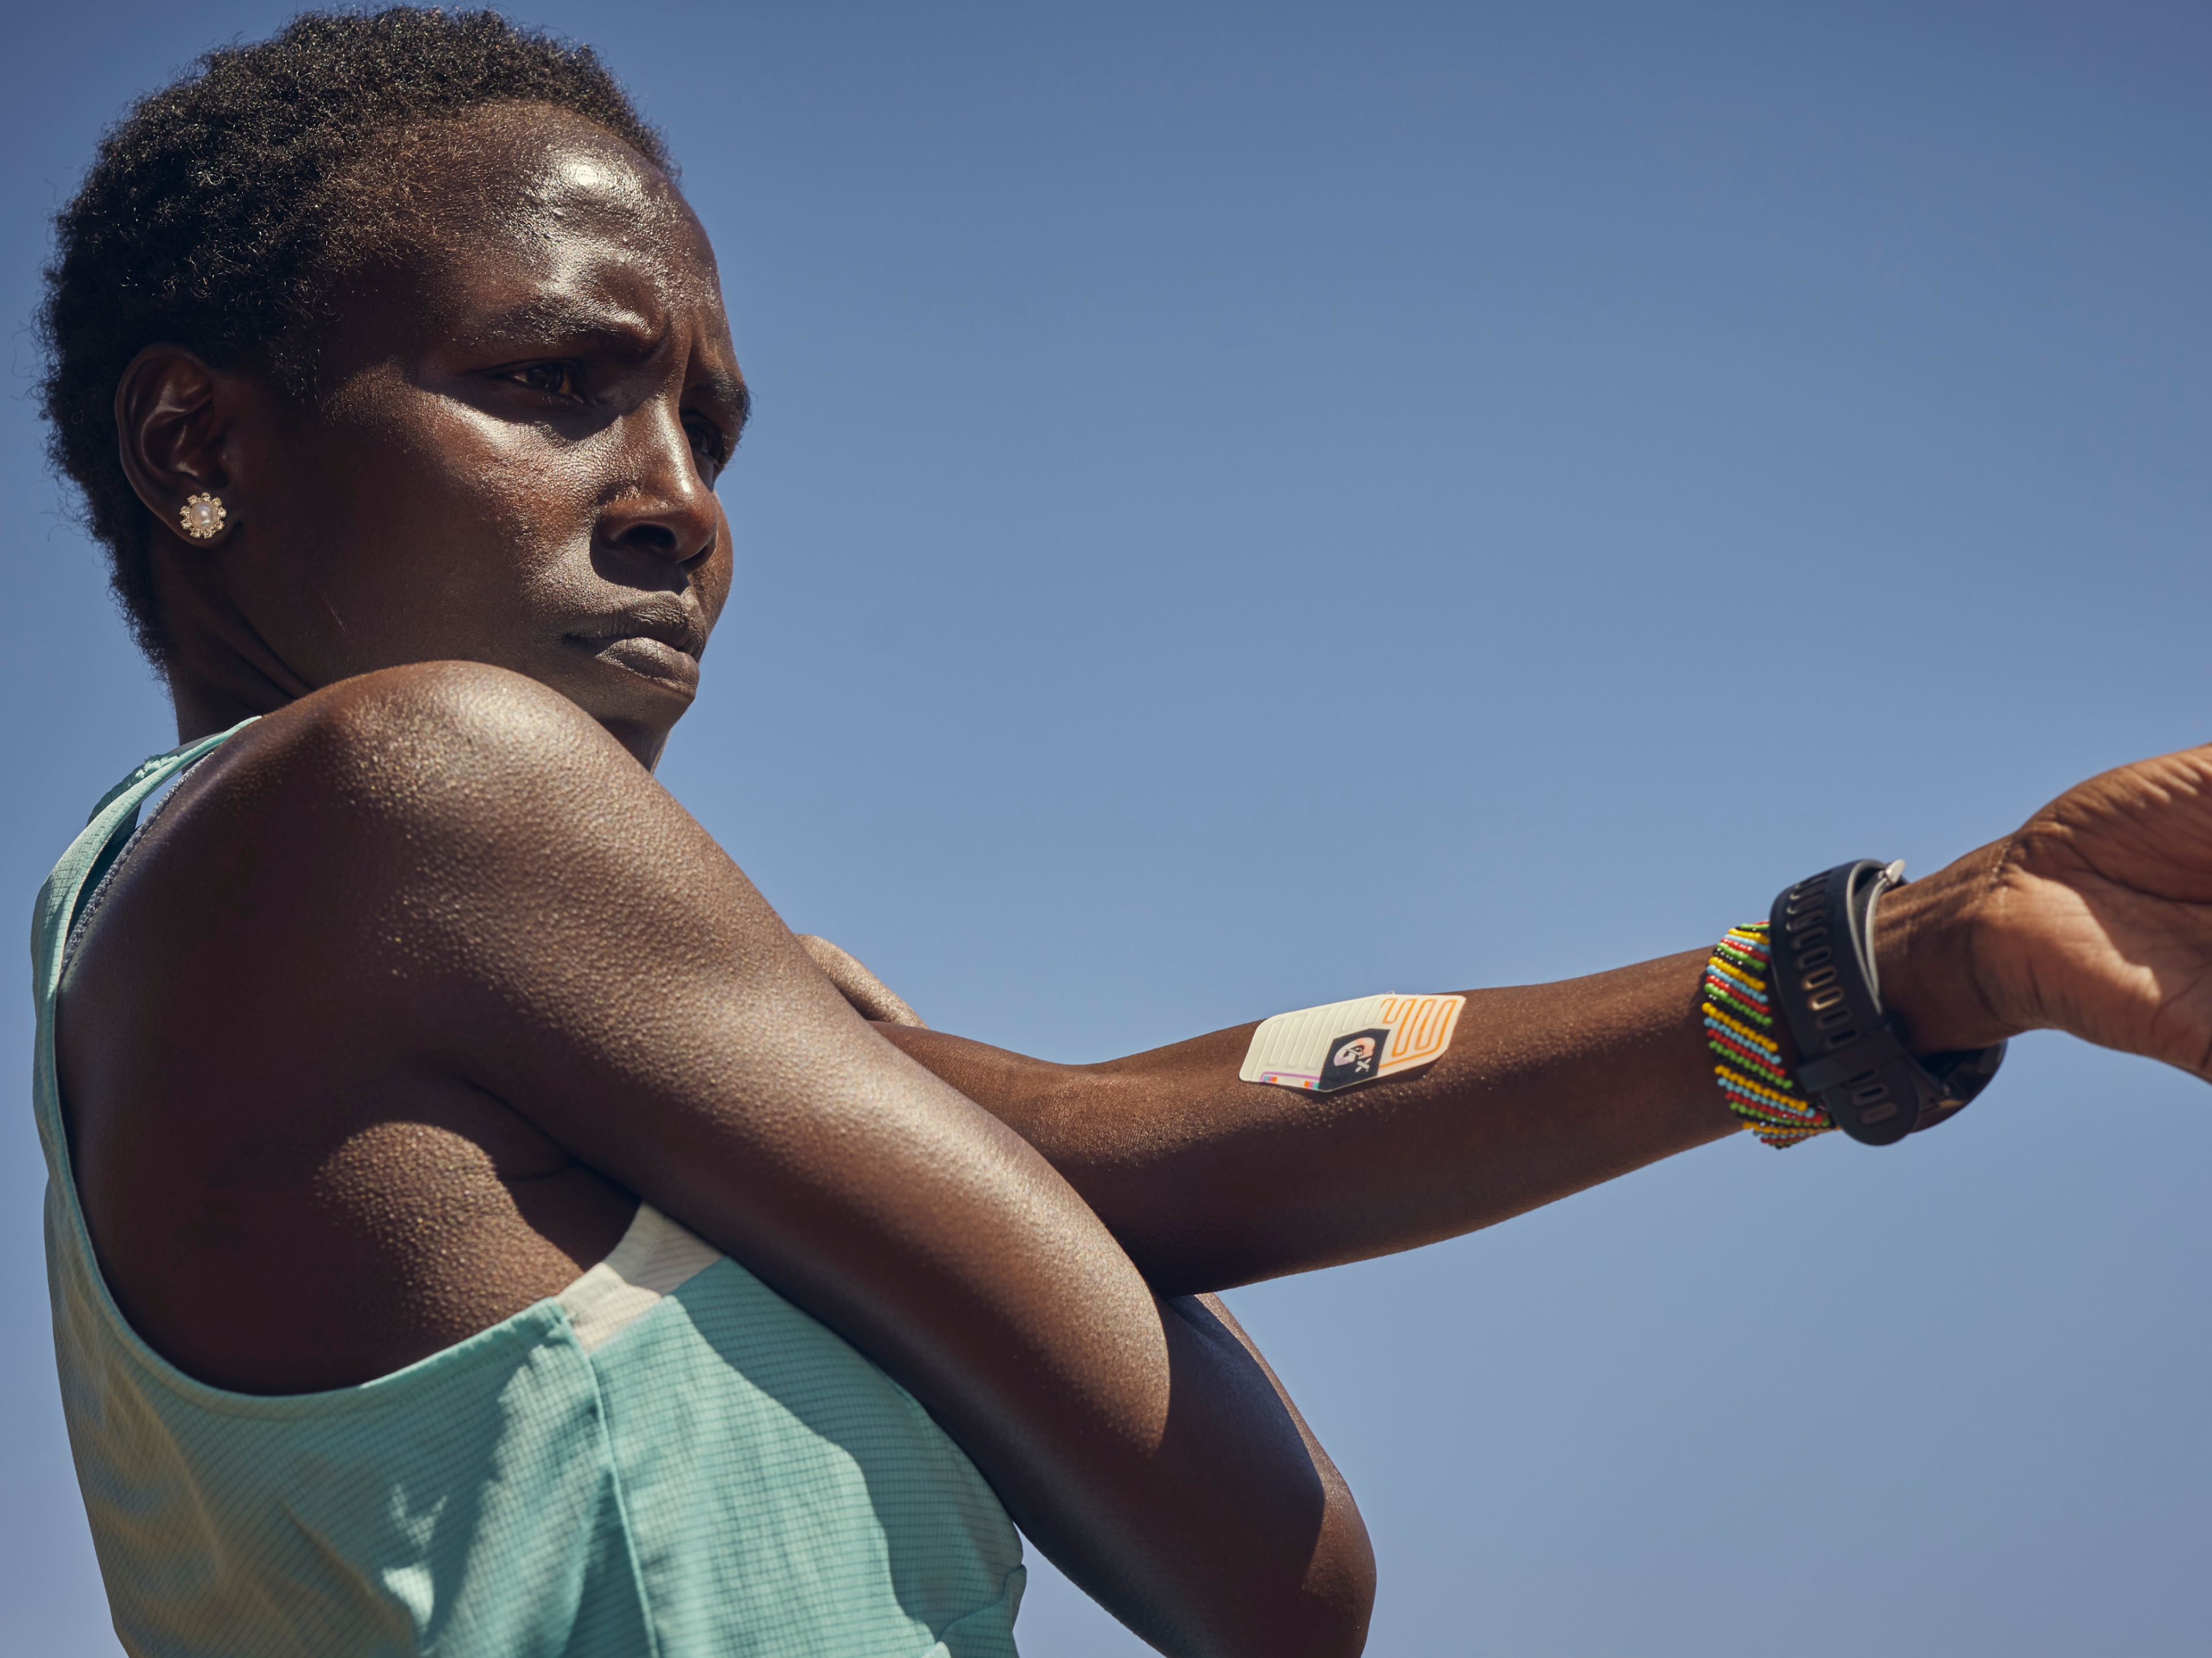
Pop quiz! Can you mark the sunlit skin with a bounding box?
[144,109,739,769]
[52,101,2212,1658]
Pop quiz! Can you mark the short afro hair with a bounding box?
[36,7,672,665]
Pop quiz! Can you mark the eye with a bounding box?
[684,416,730,479]
[506,362,585,399]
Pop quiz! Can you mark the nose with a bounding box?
[598,399,719,569]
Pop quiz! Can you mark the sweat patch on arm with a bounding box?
[1239,993,1465,1094]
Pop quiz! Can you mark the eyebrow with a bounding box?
[457,296,661,355]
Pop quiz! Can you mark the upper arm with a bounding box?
[230,663,1159,1437]
[186,662,1363,1657]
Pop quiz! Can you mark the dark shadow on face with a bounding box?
[150,104,745,769]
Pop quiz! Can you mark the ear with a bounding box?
[114,346,246,547]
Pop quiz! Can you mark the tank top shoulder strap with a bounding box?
[31,719,258,1168]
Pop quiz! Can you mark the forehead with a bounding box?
[363,106,732,356]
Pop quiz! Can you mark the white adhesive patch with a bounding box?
[1240,993,1466,1094]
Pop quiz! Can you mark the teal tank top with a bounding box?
[31,729,1026,1657]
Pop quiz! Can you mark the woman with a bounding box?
[32,10,2212,1657]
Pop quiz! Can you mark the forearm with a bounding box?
[876,834,2037,1295]
[878,947,1744,1293]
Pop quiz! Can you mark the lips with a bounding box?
[562,601,710,690]
[564,601,710,659]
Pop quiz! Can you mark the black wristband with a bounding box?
[1767,860,2006,1146]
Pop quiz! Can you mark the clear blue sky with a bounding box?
[5,3,2209,1653]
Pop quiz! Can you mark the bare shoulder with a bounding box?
[63,657,747,1152]
[132,662,721,955]
[190,659,650,836]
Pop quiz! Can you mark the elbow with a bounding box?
[1285,1478,1378,1658]
[1210,1477,1377,1658]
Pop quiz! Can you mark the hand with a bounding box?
[794,933,929,1028]
[1880,744,2212,1080]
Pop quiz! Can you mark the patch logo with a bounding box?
[1320,1028,1392,1090]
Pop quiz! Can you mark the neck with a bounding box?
[162,628,315,748]
[157,554,319,745]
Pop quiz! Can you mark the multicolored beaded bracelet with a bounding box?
[1703,923,1835,1148]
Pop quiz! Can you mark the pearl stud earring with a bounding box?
[179,492,228,540]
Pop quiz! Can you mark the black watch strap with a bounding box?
[1768,860,2006,1146]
